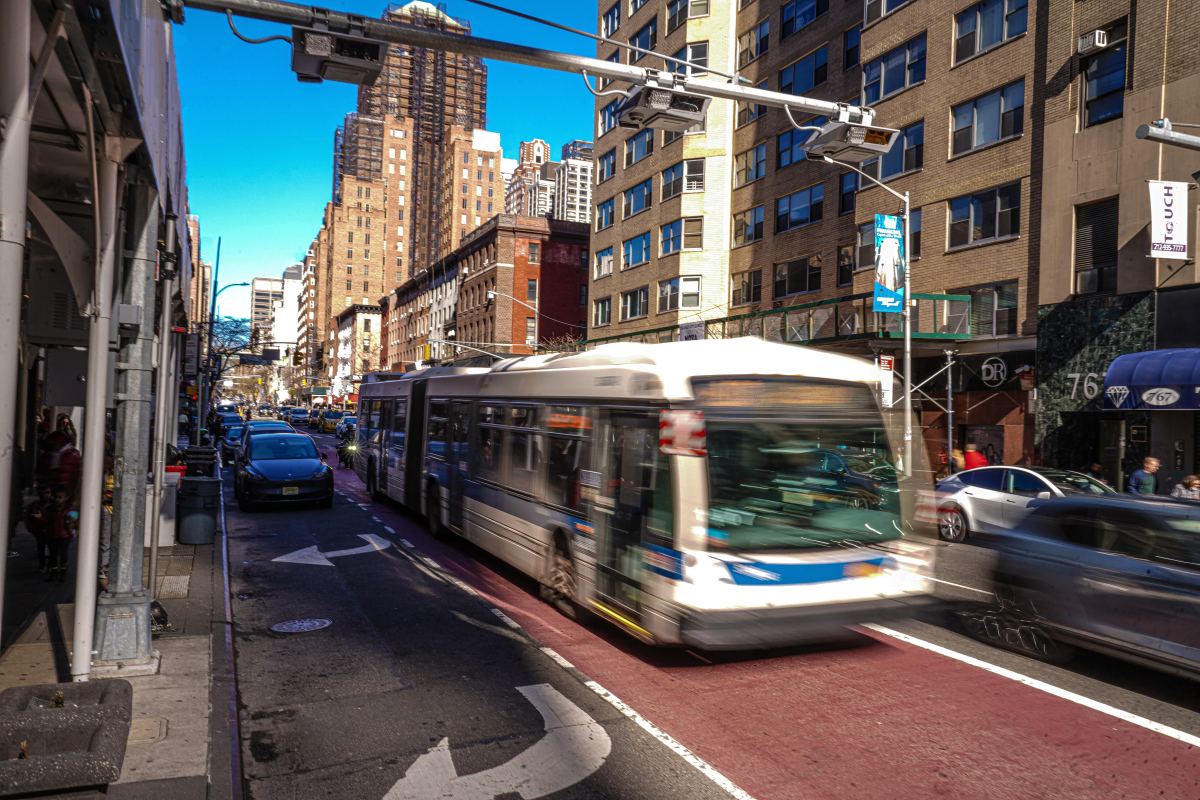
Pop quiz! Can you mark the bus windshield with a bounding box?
[706,417,902,552]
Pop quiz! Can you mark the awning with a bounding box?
[1104,349,1200,409]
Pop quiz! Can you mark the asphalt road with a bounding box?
[223,430,1200,800]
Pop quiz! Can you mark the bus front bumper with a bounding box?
[679,593,939,651]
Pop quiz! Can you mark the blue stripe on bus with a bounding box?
[644,544,683,581]
[721,557,888,586]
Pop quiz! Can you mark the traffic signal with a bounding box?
[292,349,302,367]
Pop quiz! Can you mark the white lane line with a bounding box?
[539,646,576,671]
[865,623,1200,749]
[491,608,522,630]
[399,539,414,549]
[371,516,382,523]
[927,576,993,595]
[422,556,442,570]
[583,679,757,800]
[383,526,396,534]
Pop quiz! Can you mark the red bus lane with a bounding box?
[332,471,1200,800]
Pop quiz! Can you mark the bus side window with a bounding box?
[427,401,448,461]
[474,404,505,483]
[391,400,407,458]
[508,406,542,495]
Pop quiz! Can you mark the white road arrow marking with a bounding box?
[271,533,392,566]
[384,684,610,800]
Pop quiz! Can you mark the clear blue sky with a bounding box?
[174,1,596,319]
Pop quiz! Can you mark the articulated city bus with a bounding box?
[355,339,934,649]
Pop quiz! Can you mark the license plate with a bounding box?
[282,486,299,496]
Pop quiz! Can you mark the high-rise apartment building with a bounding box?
[589,0,733,340]
[440,126,506,254]
[186,215,209,333]
[505,161,558,217]
[554,140,594,224]
[250,277,283,347]
[518,138,551,166]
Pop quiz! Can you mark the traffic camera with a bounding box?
[617,81,711,133]
[291,25,385,85]
[802,120,899,164]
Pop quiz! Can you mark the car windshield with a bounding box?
[292,410,308,417]
[1031,468,1114,495]
[706,417,902,552]
[249,436,318,461]
[324,411,343,420]
[224,427,244,441]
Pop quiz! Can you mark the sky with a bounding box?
[173,0,596,319]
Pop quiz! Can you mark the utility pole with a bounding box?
[195,237,221,444]
[92,182,159,674]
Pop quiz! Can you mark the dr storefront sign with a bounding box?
[1148,180,1189,260]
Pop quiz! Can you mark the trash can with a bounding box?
[183,446,218,478]
[177,476,221,545]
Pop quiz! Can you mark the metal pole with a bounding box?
[93,182,158,669]
[902,191,913,478]
[72,140,123,682]
[0,1,32,651]
[945,350,955,473]
[183,0,873,123]
[149,267,176,601]
[196,237,221,445]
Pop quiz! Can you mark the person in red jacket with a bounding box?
[36,431,81,500]
[963,442,989,470]
[45,485,78,583]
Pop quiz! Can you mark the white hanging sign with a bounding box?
[1148,180,1189,260]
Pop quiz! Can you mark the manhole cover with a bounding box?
[270,618,331,633]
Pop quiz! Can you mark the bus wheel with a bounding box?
[547,540,579,620]
[366,461,380,500]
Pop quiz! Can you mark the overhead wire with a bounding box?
[226,10,292,45]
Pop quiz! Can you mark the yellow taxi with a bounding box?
[320,410,344,433]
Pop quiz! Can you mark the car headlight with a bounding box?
[311,466,332,479]
[245,468,265,481]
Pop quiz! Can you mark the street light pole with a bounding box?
[822,155,913,477]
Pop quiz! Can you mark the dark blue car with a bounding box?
[234,433,333,511]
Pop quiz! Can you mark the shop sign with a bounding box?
[1149,180,1189,260]
[878,355,895,408]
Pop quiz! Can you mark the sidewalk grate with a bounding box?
[156,575,190,599]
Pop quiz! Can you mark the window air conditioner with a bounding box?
[1077,30,1108,56]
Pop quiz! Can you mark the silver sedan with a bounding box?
[936,466,1115,542]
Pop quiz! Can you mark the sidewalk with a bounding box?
[0,515,238,799]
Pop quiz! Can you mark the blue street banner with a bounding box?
[873,213,905,314]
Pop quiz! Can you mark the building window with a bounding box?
[659,276,701,312]
[861,120,923,182]
[731,269,762,306]
[363,281,370,291]
[596,197,615,230]
[594,246,614,278]
[737,19,770,68]
[857,222,875,270]
[736,79,768,127]
[346,280,353,290]
[843,24,861,69]
[528,242,541,264]
[1074,197,1119,294]
[624,179,653,218]
[782,0,827,38]
[734,143,767,187]
[667,0,708,32]
[774,257,821,298]
[733,206,765,246]
[597,148,616,182]
[839,172,858,215]
[949,183,1021,249]
[779,47,828,96]
[346,248,353,258]
[602,2,620,37]
[662,161,682,199]
[954,0,1027,63]
[593,296,612,326]
[863,34,925,103]
[910,208,922,258]
[683,159,704,191]
[624,128,654,166]
[775,184,824,233]
[776,118,824,169]
[629,19,657,62]
[600,100,619,135]
[1082,21,1127,127]
[525,317,537,346]
[660,217,703,255]
[865,0,913,26]
[622,232,651,268]
[837,244,854,286]
[630,0,649,11]
[668,42,709,76]
[952,80,1025,155]
[955,282,1018,336]
[620,286,649,320]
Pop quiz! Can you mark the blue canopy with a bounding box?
[1104,349,1200,409]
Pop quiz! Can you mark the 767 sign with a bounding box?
[1066,372,1101,400]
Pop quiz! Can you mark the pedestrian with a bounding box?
[36,431,81,500]
[45,485,78,583]
[963,443,988,470]
[1086,463,1107,482]
[55,413,77,446]
[1127,457,1161,495]
[23,488,52,574]
[950,448,966,473]
[1170,474,1200,501]
[98,458,114,590]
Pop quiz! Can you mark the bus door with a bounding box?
[594,410,671,625]
[448,401,471,533]
[406,381,428,509]
[377,400,394,491]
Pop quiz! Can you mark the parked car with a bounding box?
[320,410,344,433]
[936,466,1115,542]
[276,406,294,420]
[215,412,243,437]
[335,416,357,439]
[286,408,309,426]
[219,424,245,465]
[986,495,1200,678]
[234,432,334,510]
[235,420,295,462]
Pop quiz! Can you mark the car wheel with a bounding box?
[938,507,968,543]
